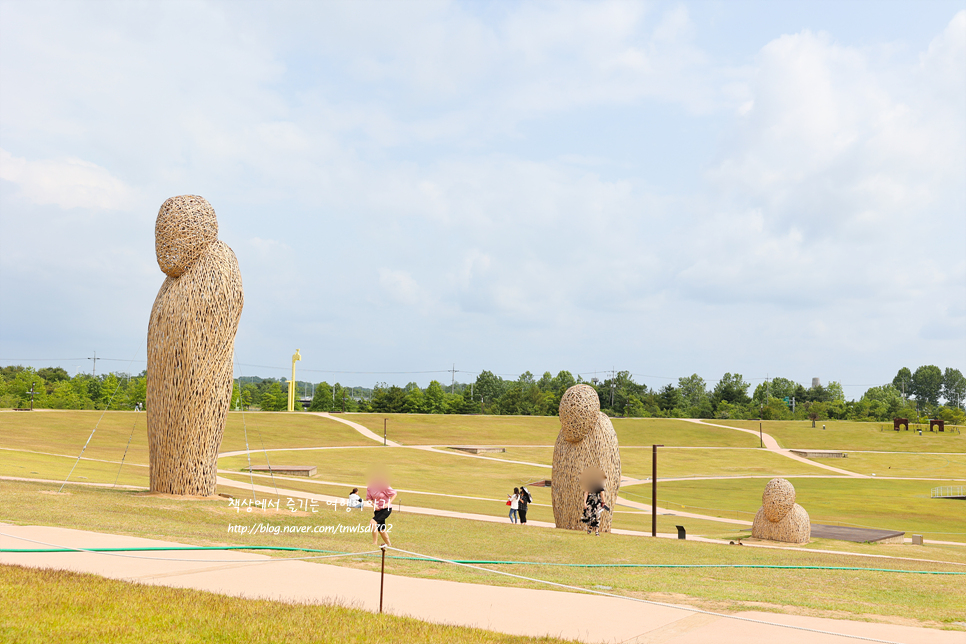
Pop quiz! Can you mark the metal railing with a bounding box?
[931,486,965,498]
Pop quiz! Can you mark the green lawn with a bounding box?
[1,480,963,629]
[0,565,568,644]
[657,478,966,542]
[219,447,550,501]
[0,410,369,467]
[347,414,561,445]
[0,449,148,487]
[712,420,966,453]
[823,452,966,479]
[473,446,827,479]
[612,419,759,447]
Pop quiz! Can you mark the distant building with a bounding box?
[811,377,821,388]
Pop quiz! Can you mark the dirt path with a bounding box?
[310,412,401,446]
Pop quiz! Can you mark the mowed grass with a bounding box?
[712,419,966,453]
[0,410,370,466]
[217,470,745,539]
[0,449,148,487]
[0,565,569,644]
[612,419,759,447]
[219,447,550,501]
[2,480,963,629]
[826,452,966,479]
[349,414,760,447]
[472,446,826,479]
[348,414,561,445]
[657,478,966,541]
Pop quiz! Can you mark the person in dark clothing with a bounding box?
[579,468,608,536]
[518,486,531,524]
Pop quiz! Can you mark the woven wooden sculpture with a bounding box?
[751,477,810,543]
[147,195,243,496]
[552,384,621,532]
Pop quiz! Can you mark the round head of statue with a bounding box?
[761,477,796,522]
[155,195,218,278]
[559,384,600,443]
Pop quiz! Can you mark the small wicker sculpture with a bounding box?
[751,478,810,543]
[552,385,621,532]
[147,195,243,496]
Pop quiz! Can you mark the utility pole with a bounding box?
[28,382,37,411]
[88,351,100,377]
[451,364,456,394]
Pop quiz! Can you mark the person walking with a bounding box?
[508,487,520,523]
[366,474,397,547]
[518,486,531,524]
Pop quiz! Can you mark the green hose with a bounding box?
[1,546,962,574]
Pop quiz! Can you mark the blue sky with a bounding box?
[1,1,963,397]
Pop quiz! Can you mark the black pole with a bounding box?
[652,444,663,537]
[759,422,763,448]
[379,546,386,614]
[383,418,387,446]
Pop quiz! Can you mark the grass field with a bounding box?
[824,451,966,478]
[0,410,370,465]
[346,414,758,447]
[2,480,963,629]
[656,478,966,541]
[713,419,966,453]
[0,564,568,644]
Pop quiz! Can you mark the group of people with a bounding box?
[507,469,610,536]
[507,486,532,524]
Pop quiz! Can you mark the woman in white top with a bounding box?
[508,487,520,523]
[347,487,363,509]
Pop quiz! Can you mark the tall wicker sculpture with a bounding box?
[552,385,621,532]
[147,195,243,496]
[751,478,810,543]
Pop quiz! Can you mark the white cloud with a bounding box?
[0,148,137,211]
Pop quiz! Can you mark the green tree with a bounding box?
[892,367,913,398]
[260,382,287,411]
[942,368,965,409]
[911,365,943,406]
[677,374,708,412]
[712,373,751,408]
[309,382,333,411]
[425,380,445,414]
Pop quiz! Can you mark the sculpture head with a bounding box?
[559,384,600,443]
[155,195,218,277]
[761,477,796,522]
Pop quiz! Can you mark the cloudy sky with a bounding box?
[1,0,963,396]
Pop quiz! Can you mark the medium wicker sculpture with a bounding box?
[751,478,810,543]
[552,385,621,532]
[147,195,243,496]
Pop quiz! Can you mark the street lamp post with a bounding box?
[652,444,664,537]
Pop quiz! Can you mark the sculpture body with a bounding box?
[552,385,621,532]
[147,196,243,496]
[751,477,810,543]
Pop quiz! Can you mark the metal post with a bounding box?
[379,546,386,614]
[759,422,763,448]
[384,418,387,446]
[652,444,663,537]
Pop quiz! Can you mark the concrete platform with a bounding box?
[448,446,506,454]
[790,450,848,458]
[246,465,317,477]
[811,524,905,544]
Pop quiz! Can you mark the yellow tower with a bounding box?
[287,349,302,411]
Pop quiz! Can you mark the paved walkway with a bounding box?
[311,412,401,447]
[1,525,959,644]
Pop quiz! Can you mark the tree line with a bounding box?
[2,363,963,425]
